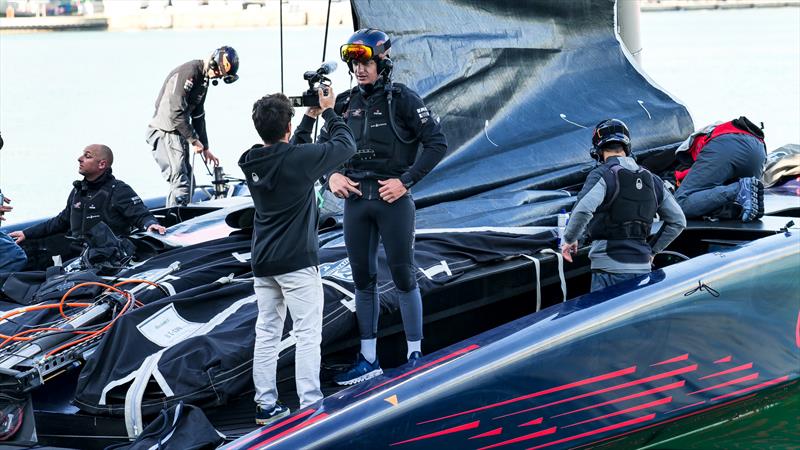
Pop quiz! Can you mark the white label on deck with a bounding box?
[136,303,202,348]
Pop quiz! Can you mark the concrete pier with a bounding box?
[1,0,797,33]
[641,0,799,11]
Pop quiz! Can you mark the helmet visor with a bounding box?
[340,43,373,63]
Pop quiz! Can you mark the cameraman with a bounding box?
[239,87,355,424]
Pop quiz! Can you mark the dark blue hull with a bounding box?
[226,229,800,449]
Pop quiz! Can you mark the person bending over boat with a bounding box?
[8,145,166,261]
[239,88,355,424]
[300,28,447,385]
[673,117,767,222]
[146,46,239,207]
[560,119,686,292]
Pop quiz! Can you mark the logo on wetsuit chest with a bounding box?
[349,109,363,118]
[636,177,643,190]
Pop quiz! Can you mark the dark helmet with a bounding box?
[590,119,631,161]
[340,28,392,74]
[209,46,239,85]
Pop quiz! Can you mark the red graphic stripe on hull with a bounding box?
[689,372,759,395]
[418,366,637,424]
[551,380,685,418]
[391,420,480,446]
[469,427,503,439]
[714,356,732,364]
[651,354,689,366]
[564,396,672,428]
[476,427,557,450]
[710,375,791,402]
[357,344,480,397]
[519,417,543,427]
[494,365,696,420]
[227,409,315,449]
[525,414,656,450]
[246,413,329,450]
[699,363,753,380]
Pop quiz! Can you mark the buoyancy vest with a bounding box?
[341,86,419,179]
[69,176,118,239]
[675,117,765,183]
[589,162,663,240]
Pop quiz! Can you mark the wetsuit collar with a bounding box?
[358,78,387,98]
[84,168,113,188]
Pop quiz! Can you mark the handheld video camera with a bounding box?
[289,61,337,108]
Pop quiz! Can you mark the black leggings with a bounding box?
[344,185,421,341]
[344,192,416,292]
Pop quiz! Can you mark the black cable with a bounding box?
[313,0,333,142]
[312,0,331,142]
[279,0,284,93]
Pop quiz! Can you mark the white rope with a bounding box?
[520,254,542,311]
[539,248,567,302]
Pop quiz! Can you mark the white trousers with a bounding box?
[252,266,324,409]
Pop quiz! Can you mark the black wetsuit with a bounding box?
[303,80,447,341]
[22,169,158,264]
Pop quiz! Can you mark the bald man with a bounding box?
[9,145,166,252]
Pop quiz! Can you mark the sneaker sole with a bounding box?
[255,409,290,425]
[334,368,384,386]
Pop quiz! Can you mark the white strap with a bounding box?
[151,367,175,398]
[122,295,257,437]
[539,248,567,302]
[322,279,356,312]
[160,282,176,296]
[420,260,452,279]
[520,255,542,311]
[125,354,159,437]
[232,252,252,263]
[99,371,138,406]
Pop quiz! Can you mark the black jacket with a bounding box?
[238,108,356,277]
[307,81,447,187]
[24,169,158,240]
[149,60,209,148]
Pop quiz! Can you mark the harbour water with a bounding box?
[1,6,798,225]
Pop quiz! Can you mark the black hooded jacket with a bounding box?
[23,169,158,240]
[238,108,355,277]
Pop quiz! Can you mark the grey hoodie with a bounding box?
[238,109,355,276]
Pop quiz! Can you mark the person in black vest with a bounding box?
[239,89,355,424]
[673,117,767,222]
[146,46,239,207]
[297,28,447,385]
[9,145,166,255]
[560,120,686,292]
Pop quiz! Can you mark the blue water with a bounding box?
[1,7,798,225]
